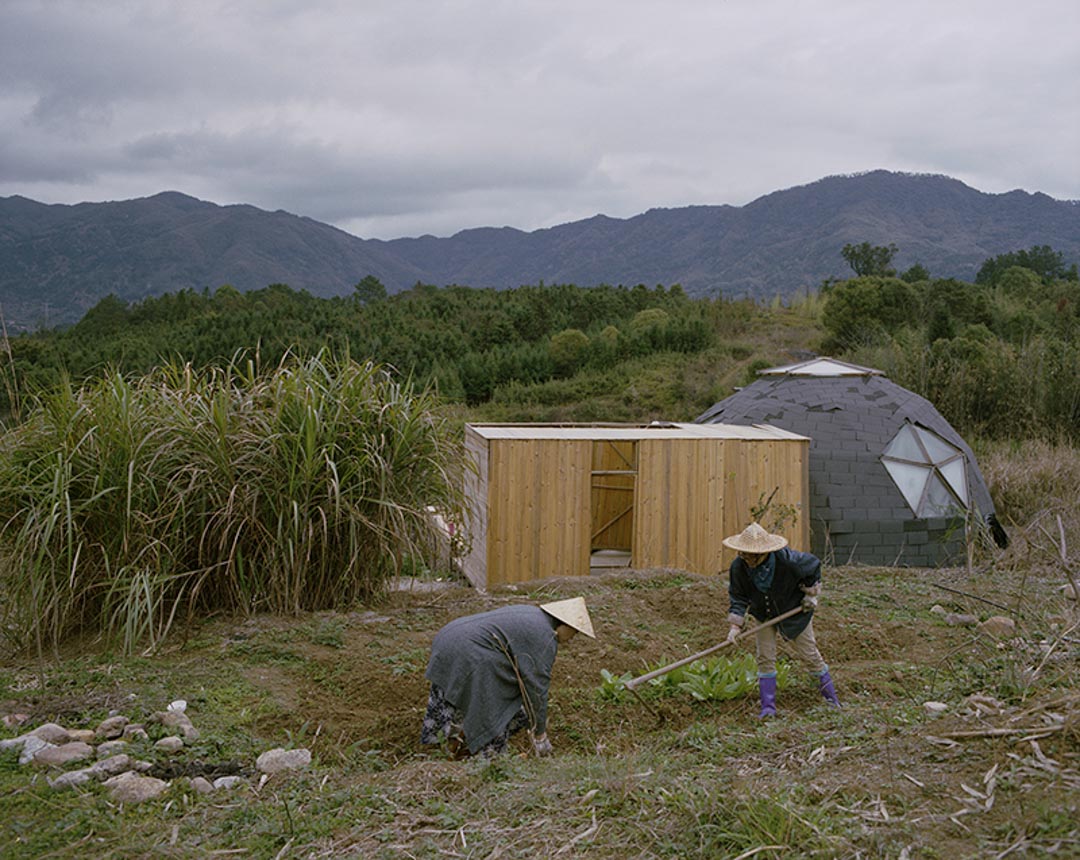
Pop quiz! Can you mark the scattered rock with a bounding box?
[68,729,97,744]
[0,735,27,752]
[97,740,129,758]
[92,754,134,777]
[123,724,149,741]
[213,775,246,790]
[104,771,169,803]
[256,747,312,774]
[3,713,31,730]
[923,701,948,714]
[19,736,52,765]
[155,736,184,753]
[190,776,215,794]
[155,710,199,741]
[31,722,71,744]
[34,741,95,767]
[944,613,979,626]
[96,715,130,740]
[49,768,95,789]
[929,605,947,616]
[978,616,1016,637]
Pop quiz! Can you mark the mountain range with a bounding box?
[2,169,1078,330]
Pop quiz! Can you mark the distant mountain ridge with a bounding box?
[2,169,1079,329]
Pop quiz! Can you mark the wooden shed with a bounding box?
[460,422,810,590]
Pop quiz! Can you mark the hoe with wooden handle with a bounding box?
[623,604,806,721]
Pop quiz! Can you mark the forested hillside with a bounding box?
[3,170,1079,330]
[3,243,1078,443]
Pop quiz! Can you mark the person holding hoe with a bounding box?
[421,597,596,758]
[723,522,840,717]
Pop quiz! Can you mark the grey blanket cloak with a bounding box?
[425,605,559,754]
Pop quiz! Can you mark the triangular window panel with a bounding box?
[883,425,925,463]
[882,460,931,513]
[924,473,963,517]
[939,458,969,505]
[916,427,962,463]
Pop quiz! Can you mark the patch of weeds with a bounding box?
[694,792,833,856]
[380,648,427,676]
[305,617,346,649]
[308,661,347,696]
[475,755,515,784]
[282,719,321,751]
[194,680,289,744]
[619,632,644,650]
[418,797,466,829]
[342,739,393,774]
[617,574,696,590]
[674,723,775,759]
[226,640,305,665]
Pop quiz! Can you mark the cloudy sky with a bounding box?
[2,0,1078,239]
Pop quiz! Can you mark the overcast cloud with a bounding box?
[2,0,1078,239]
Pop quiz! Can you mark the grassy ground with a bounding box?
[2,546,1077,858]
[2,405,1078,859]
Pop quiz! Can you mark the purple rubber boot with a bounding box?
[817,669,840,707]
[758,674,777,718]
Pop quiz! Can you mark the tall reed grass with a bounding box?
[975,437,1080,573]
[0,351,465,655]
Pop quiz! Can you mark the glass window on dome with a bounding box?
[882,422,968,517]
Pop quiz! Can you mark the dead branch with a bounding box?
[931,725,1065,740]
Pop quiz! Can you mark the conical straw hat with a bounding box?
[722,522,788,553]
[540,597,595,638]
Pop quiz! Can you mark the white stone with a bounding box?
[167,700,187,713]
[978,616,1016,637]
[256,747,312,774]
[49,769,95,789]
[97,740,128,758]
[30,723,70,744]
[104,771,169,803]
[155,736,184,753]
[190,776,215,794]
[923,701,948,714]
[944,613,978,626]
[19,736,51,765]
[123,724,148,740]
[95,715,130,740]
[212,775,246,790]
[91,754,133,777]
[0,735,28,752]
[33,741,95,767]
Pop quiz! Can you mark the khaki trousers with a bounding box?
[755,618,827,676]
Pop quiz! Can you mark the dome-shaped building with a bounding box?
[696,357,1007,566]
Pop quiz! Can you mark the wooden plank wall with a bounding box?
[635,437,809,575]
[485,438,592,586]
[716,437,810,571]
